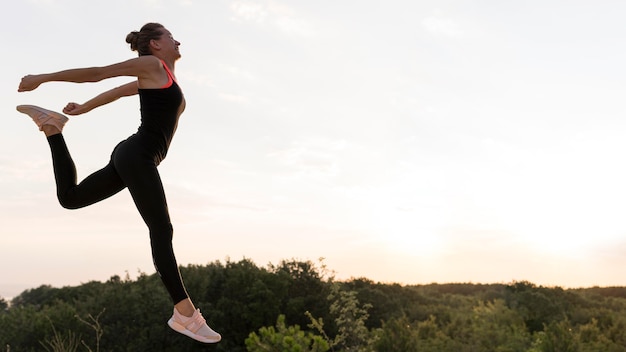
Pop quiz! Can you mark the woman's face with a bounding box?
[152,28,181,60]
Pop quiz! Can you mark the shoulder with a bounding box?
[114,55,161,70]
[137,55,162,65]
[104,55,161,74]
[122,56,165,78]
[92,56,165,81]
[132,55,163,70]
[131,56,169,88]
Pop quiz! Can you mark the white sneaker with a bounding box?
[16,105,68,131]
[167,308,221,343]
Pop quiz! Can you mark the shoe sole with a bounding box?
[167,318,221,343]
[17,105,69,122]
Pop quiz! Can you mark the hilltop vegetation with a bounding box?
[1,259,626,351]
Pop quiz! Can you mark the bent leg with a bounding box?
[47,134,125,209]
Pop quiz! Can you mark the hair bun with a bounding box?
[125,31,140,51]
[125,23,164,56]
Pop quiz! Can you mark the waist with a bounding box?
[126,130,171,164]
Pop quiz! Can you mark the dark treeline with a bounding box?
[1,258,626,351]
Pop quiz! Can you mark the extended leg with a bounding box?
[114,148,220,343]
[112,142,188,303]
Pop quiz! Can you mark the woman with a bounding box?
[16,23,221,344]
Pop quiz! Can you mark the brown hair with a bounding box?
[125,23,164,56]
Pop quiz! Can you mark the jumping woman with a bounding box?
[16,23,221,344]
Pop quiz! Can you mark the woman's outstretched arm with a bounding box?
[63,81,139,116]
[18,56,161,92]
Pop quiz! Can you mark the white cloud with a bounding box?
[26,0,54,4]
[422,16,464,38]
[221,64,256,81]
[230,1,316,37]
[218,93,249,104]
[274,16,316,38]
[141,0,163,9]
[179,70,216,88]
[230,1,269,23]
[267,137,349,176]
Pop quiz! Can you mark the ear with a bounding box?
[149,39,161,51]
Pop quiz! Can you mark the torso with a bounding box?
[135,60,185,163]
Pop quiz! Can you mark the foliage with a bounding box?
[249,283,377,352]
[40,316,82,352]
[326,284,377,351]
[0,259,333,352]
[245,315,329,352]
[75,309,105,352]
[303,283,378,352]
[2,260,626,351]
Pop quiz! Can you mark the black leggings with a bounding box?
[47,133,188,304]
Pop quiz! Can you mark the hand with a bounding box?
[18,75,43,92]
[63,102,88,116]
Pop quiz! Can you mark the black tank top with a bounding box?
[137,60,184,162]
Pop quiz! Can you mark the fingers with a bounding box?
[63,102,83,115]
[18,75,37,92]
[18,79,30,92]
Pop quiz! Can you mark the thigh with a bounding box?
[60,160,126,209]
[73,162,126,206]
[128,164,171,228]
[113,141,170,228]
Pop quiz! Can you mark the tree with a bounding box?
[529,319,579,352]
[306,284,378,352]
[505,281,570,333]
[465,299,531,351]
[10,285,58,308]
[6,263,626,351]
[327,284,376,351]
[374,316,417,352]
[270,259,332,330]
[246,315,329,352]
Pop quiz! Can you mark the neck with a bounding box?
[162,59,175,72]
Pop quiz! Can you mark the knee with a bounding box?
[57,194,81,210]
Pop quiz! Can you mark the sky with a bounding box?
[2,0,626,299]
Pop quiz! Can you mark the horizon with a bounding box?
[3,1,626,299]
[2,257,623,301]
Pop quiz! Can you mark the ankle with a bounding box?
[174,299,196,317]
[42,125,61,137]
